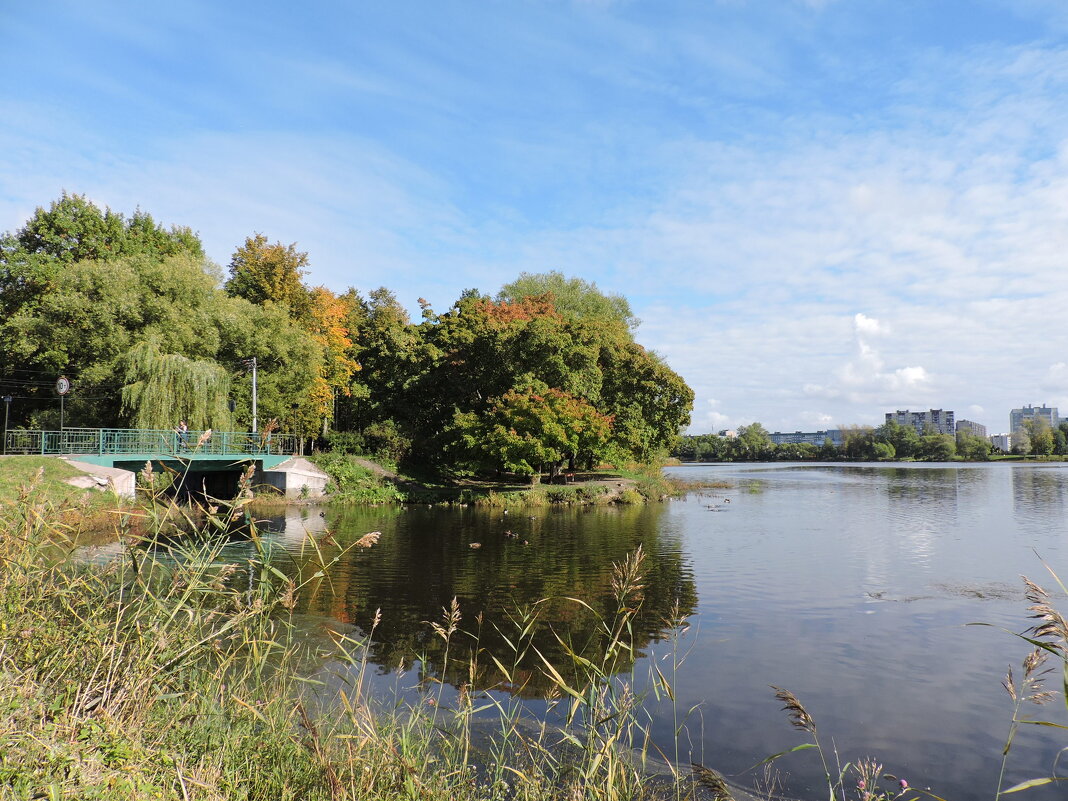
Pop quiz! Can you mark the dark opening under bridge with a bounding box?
[3,427,298,471]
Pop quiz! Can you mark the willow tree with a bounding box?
[121,341,232,430]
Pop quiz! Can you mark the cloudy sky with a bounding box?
[3,0,1068,434]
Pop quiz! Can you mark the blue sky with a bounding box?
[4,0,1068,434]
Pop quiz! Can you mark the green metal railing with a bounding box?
[3,427,297,458]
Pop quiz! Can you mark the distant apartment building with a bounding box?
[1009,404,1059,434]
[885,409,955,436]
[956,419,987,438]
[769,429,844,446]
[989,433,1013,452]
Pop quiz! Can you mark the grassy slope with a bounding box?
[0,456,86,506]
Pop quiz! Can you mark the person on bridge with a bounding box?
[176,420,188,450]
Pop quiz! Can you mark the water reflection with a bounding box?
[1012,467,1067,541]
[235,464,1068,801]
[882,465,960,569]
[259,504,698,695]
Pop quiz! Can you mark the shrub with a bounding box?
[362,420,411,464]
[323,430,366,454]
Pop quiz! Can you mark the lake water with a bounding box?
[255,463,1068,800]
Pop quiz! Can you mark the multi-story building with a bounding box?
[1009,405,1059,434]
[989,433,1013,452]
[956,419,987,439]
[885,409,955,436]
[769,429,843,446]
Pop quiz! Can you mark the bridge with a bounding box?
[3,427,298,468]
[2,428,322,498]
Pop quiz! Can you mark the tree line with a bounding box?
[0,194,693,479]
[673,418,1068,462]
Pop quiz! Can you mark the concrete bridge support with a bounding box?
[61,459,137,499]
[255,457,329,499]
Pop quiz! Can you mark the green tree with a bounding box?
[956,430,991,461]
[497,271,638,332]
[120,341,231,430]
[672,434,731,462]
[735,423,773,460]
[819,437,840,460]
[389,288,690,472]
[1055,424,1068,456]
[214,298,323,436]
[1023,418,1055,456]
[0,250,222,428]
[1,195,212,425]
[225,234,311,317]
[918,433,957,461]
[449,380,612,480]
[598,341,693,463]
[871,440,896,460]
[10,193,203,265]
[876,419,919,459]
[341,287,424,435]
[841,426,876,459]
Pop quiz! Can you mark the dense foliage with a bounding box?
[1,195,693,477]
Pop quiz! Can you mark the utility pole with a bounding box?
[243,358,258,433]
[252,357,258,434]
[2,396,11,455]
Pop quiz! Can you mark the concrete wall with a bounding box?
[62,458,137,498]
[255,457,329,499]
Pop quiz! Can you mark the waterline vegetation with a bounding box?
[310,451,686,507]
[0,471,708,800]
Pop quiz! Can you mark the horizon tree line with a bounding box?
[674,417,1068,462]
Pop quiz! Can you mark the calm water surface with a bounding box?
[256,463,1068,800]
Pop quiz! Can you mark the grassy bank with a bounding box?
[0,456,130,542]
[0,474,717,801]
[311,453,685,508]
[0,456,114,508]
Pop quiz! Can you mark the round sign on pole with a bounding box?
[56,376,70,395]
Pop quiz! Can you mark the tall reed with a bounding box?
[1,465,707,800]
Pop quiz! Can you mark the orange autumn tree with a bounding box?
[305,285,361,434]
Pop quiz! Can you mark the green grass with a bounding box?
[0,455,100,507]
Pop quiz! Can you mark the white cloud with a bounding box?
[698,400,733,432]
[1041,362,1068,392]
[853,313,888,338]
[803,313,930,405]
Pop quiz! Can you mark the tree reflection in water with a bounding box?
[259,503,698,697]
